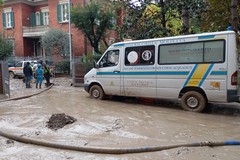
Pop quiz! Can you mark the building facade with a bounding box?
[0,0,121,60]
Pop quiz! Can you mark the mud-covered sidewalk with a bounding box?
[0,77,240,159]
[7,77,72,98]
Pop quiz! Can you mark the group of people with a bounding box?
[23,60,52,89]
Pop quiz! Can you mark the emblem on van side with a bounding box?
[142,50,152,61]
[127,51,138,63]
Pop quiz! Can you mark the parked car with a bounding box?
[8,61,34,78]
[8,62,14,67]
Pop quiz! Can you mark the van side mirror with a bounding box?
[93,61,99,68]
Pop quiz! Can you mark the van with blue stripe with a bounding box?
[84,31,239,112]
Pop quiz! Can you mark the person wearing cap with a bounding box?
[23,62,33,88]
[32,60,38,71]
[32,60,38,80]
[35,63,44,89]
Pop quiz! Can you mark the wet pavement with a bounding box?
[0,77,240,159]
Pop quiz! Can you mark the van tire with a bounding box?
[90,85,105,100]
[9,72,15,79]
[181,91,206,112]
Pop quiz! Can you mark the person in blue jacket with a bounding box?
[35,64,44,89]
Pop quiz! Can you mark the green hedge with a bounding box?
[55,61,70,74]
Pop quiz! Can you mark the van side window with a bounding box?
[125,45,155,66]
[99,50,119,68]
[159,40,225,64]
[16,62,22,67]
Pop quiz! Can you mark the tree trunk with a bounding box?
[102,37,109,48]
[230,0,238,32]
[159,0,168,36]
[182,9,189,35]
[93,45,101,55]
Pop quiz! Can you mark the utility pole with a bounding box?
[68,0,72,73]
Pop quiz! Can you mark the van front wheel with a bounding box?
[89,85,105,100]
[181,91,206,112]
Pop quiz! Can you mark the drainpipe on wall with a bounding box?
[84,0,88,55]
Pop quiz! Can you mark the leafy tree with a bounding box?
[202,0,233,32]
[202,0,240,33]
[0,33,13,60]
[71,0,117,55]
[170,0,208,34]
[41,28,69,58]
[117,0,179,40]
[118,0,208,38]
[230,0,239,32]
[148,0,180,37]
[0,0,3,10]
[116,1,144,40]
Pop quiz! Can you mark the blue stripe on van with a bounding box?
[198,64,214,87]
[114,43,125,47]
[96,71,189,75]
[97,72,121,75]
[122,72,154,75]
[210,71,227,75]
[183,64,198,87]
[198,35,215,39]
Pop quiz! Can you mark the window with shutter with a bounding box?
[30,13,36,27]
[2,8,14,28]
[40,7,49,26]
[5,12,12,28]
[40,12,43,25]
[57,1,69,23]
[6,13,11,27]
[36,12,40,26]
[42,12,49,25]
[2,13,6,28]
[57,4,62,22]
[10,12,14,28]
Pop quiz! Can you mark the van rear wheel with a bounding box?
[181,91,206,112]
[89,85,105,100]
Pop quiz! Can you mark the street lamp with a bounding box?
[68,0,72,72]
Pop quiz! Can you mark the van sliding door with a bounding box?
[123,45,157,98]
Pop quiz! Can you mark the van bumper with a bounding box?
[227,90,239,102]
[84,84,90,93]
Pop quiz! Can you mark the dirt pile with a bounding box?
[46,113,77,130]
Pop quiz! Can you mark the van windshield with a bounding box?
[99,50,119,67]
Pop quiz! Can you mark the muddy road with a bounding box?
[0,78,240,159]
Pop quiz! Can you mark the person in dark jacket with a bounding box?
[43,63,51,87]
[23,62,33,88]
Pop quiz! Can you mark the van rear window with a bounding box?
[159,40,225,64]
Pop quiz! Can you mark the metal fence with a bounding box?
[6,55,92,87]
[72,56,85,87]
[71,56,93,87]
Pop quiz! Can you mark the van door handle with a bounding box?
[113,70,120,73]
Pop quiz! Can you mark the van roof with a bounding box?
[111,30,236,47]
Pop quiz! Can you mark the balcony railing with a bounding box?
[22,26,49,37]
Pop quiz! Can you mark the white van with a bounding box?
[84,31,239,112]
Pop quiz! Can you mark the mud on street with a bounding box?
[0,77,240,160]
